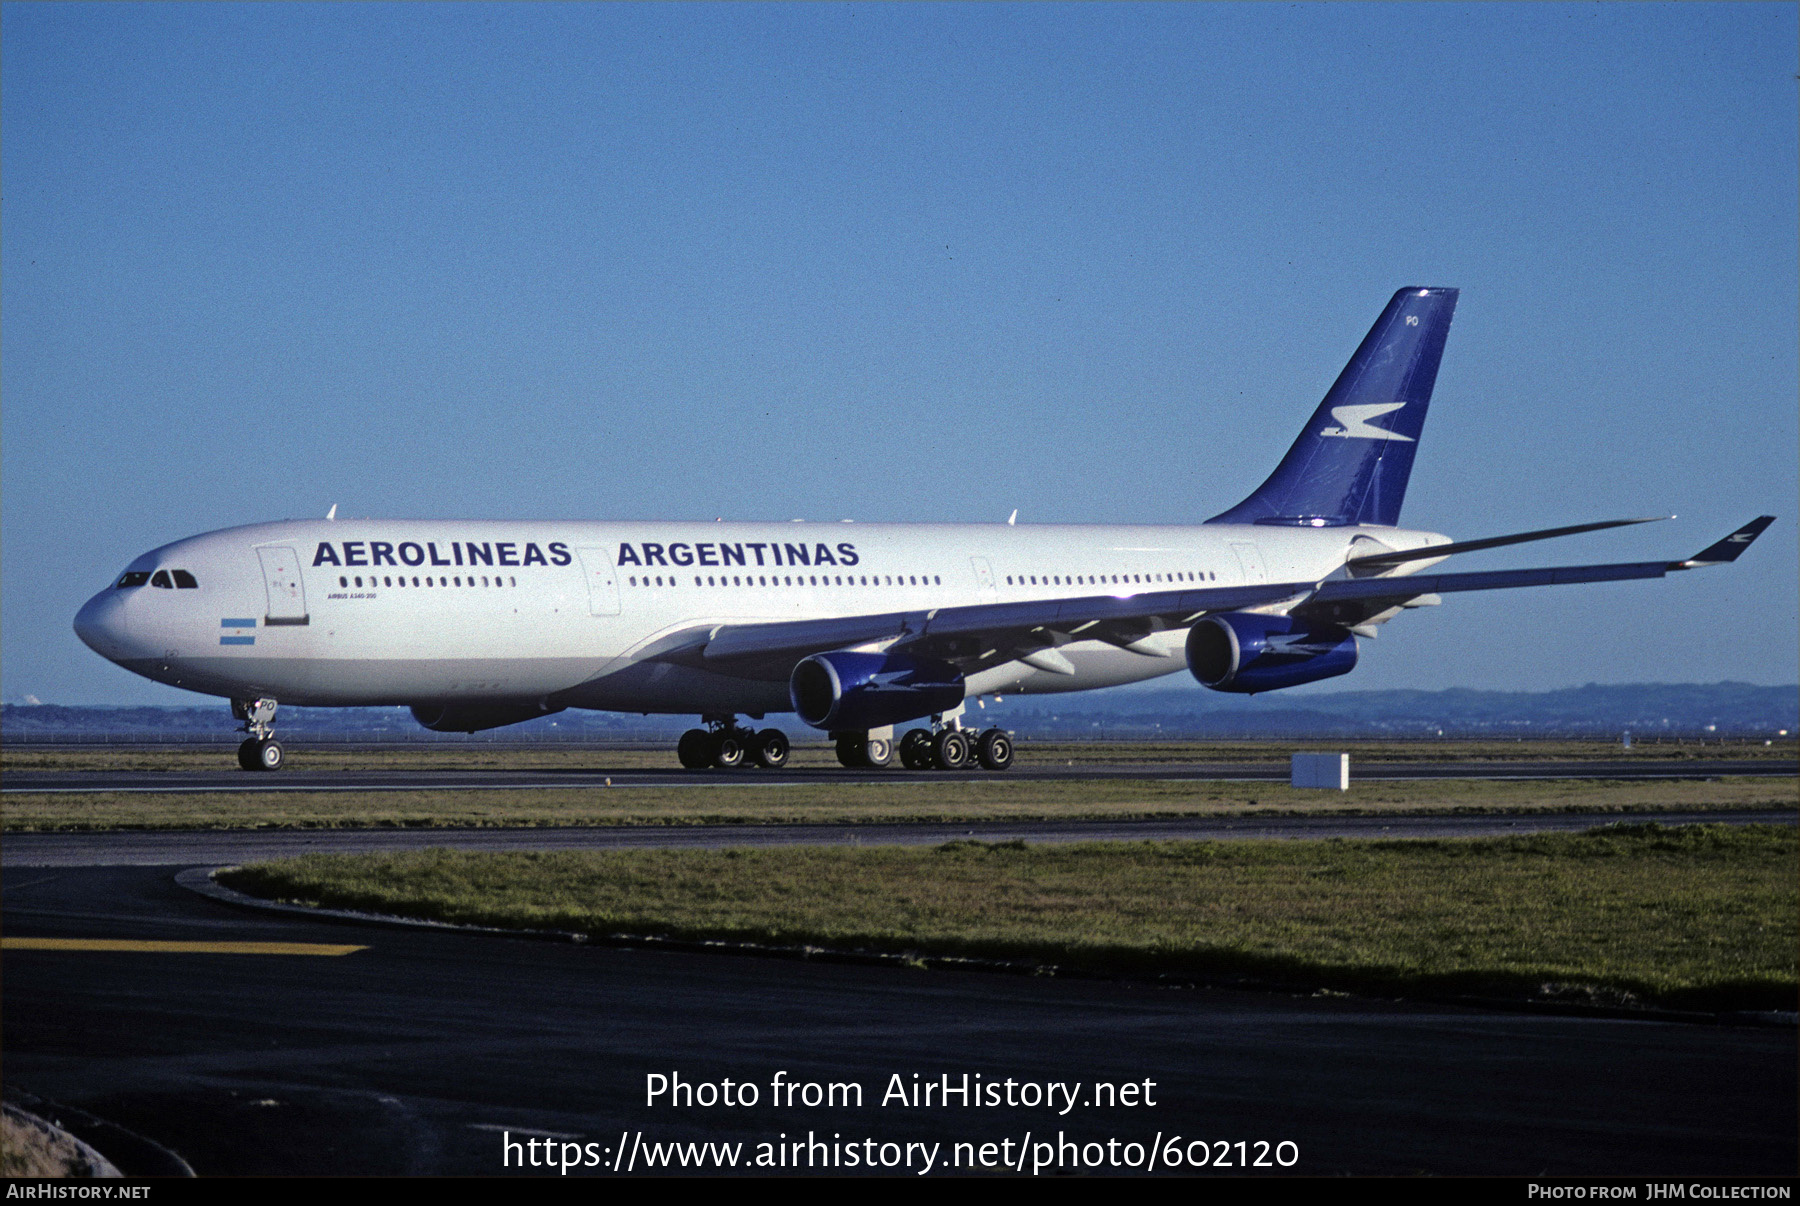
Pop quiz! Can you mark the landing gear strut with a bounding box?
[232,697,284,772]
[677,718,790,770]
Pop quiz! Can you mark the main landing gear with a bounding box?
[677,718,790,770]
[671,714,1014,772]
[839,717,1014,771]
[232,697,284,772]
[897,725,1013,772]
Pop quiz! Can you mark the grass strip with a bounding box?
[220,823,1798,1012]
[5,777,1794,831]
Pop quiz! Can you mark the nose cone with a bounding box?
[74,590,131,662]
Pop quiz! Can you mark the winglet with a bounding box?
[1673,516,1776,569]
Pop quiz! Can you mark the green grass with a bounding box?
[4,775,1794,831]
[220,823,1799,1012]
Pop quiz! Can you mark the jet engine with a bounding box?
[789,650,965,731]
[409,704,565,733]
[1185,612,1358,693]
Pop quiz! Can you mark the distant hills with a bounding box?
[3,682,1794,742]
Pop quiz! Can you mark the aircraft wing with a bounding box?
[666,517,1776,681]
[687,581,1310,680]
[1298,516,1777,627]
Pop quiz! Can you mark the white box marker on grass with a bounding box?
[1291,753,1349,791]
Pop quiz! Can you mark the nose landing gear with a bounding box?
[232,698,284,772]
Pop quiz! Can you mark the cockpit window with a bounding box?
[115,571,151,589]
[172,569,198,589]
[150,570,173,589]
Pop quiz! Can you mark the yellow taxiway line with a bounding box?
[3,937,367,956]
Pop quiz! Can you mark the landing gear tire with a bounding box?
[899,729,934,770]
[863,736,893,768]
[931,729,971,771]
[976,728,1014,771]
[834,737,866,769]
[237,738,284,772]
[677,729,714,769]
[753,728,790,769]
[712,734,745,769]
[238,738,284,772]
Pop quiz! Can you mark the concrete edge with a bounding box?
[2,1102,123,1178]
[3,1089,195,1178]
[177,867,1798,1031]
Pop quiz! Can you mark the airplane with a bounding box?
[73,287,1775,773]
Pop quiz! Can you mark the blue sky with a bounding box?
[4,2,1795,706]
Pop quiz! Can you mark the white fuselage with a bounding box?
[74,518,1446,716]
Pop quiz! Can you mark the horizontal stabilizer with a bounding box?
[1347,516,1672,569]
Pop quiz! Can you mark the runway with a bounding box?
[6,757,1794,794]
[4,808,1795,868]
[3,862,1794,1176]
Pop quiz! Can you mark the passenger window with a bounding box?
[150,571,173,589]
[340,577,349,587]
[115,571,151,589]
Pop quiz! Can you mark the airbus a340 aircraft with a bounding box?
[75,288,1773,772]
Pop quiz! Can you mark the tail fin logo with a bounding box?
[1319,402,1414,442]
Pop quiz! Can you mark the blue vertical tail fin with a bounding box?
[1208,287,1458,528]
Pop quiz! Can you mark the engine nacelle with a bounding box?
[789,650,965,732]
[1185,612,1358,694]
[410,703,565,733]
